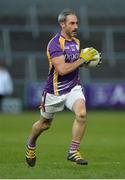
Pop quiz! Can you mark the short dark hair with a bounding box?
[58,9,76,23]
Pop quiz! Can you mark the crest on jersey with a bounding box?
[70,44,76,51]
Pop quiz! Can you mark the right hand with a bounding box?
[80,47,99,63]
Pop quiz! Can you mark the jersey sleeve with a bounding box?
[47,39,63,59]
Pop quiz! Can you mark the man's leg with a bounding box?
[67,99,88,165]
[26,117,53,167]
[72,99,86,142]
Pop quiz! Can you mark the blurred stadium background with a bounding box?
[0,0,125,111]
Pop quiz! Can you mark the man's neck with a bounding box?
[60,31,72,41]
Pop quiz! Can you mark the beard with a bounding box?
[66,29,77,38]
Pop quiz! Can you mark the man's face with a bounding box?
[61,14,78,38]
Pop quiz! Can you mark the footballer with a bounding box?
[25,8,101,166]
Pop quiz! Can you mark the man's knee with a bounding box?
[41,119,52,130]
[75,110,87,123]
[33,119,52,132]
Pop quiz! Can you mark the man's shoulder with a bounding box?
[48,33,60,47]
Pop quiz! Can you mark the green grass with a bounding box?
[0,110,125,179]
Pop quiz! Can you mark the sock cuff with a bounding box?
[71,140,80,145]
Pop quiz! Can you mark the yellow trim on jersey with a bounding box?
[47,49,52,73]
[59,36,65,51]
[72,37,80,48]
[53,70,58,96]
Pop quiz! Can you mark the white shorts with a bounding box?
[40,85,85,119]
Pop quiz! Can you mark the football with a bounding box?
[83,48,101,67]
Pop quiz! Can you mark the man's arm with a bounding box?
[51,55,83,76]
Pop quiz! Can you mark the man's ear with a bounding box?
[60,22,65,29]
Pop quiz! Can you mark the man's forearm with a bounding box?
[57,59,83,76]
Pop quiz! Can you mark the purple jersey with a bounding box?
[44,33,81,96]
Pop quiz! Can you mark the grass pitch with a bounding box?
[0,110,125,179]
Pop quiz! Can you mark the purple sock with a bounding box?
[27,139,36,148]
